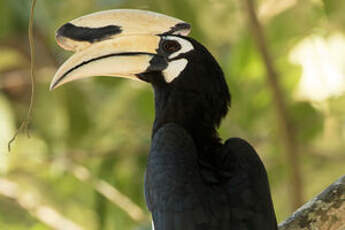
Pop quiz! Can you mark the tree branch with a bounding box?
[243,0,304,210]
[0,178,83,230]
[279,175,345,230]
[65,161,148,223]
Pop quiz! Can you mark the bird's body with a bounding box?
[146,124,277,230]
[51,9,278,229]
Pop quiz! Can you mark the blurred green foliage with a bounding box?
[0,0,345,229]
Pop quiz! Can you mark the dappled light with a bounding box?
[291,33,345,101]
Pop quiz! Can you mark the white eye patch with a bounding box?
[163,58,188,83]
[163,36,194,59]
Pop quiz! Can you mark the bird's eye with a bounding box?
[162,40,181,53]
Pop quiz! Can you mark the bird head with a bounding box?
[51,9,230,132]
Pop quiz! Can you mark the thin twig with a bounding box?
[8,0,37,151]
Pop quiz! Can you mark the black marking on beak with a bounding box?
[51,52,165,89]
[56,23,122,43]
[165,23,190,35]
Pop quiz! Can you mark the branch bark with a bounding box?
[279,175,345,230]
[243,0,304,210]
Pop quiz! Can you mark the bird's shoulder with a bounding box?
[221,137,267,176]
[146,123,216,229]
[145,123,202,207]
[213,137,278,229]
[149,123,198,164]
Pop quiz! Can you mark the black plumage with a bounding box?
[142,36,278,229]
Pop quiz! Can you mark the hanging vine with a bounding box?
[8,0,37,151]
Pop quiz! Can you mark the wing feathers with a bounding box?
[145,124,277,229]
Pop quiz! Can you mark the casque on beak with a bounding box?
[50,9,191,90]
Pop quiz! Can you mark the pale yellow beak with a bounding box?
[50,9,190,90]
[56,9,190,52]
[50,35,165,90]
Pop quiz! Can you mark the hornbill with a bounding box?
[50,9,278,230]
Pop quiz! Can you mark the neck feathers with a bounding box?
[152,84,227,155]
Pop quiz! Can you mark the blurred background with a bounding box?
[0,0,344,229]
